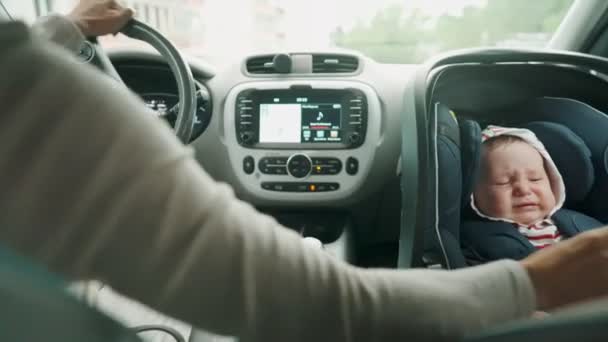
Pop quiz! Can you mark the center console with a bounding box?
[224,80,381,202]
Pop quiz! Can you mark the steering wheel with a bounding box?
[86,19,196,144]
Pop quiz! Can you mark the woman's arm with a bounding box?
[0,22,537,341]
[31,14,85,53]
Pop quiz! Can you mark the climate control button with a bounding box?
[259,157,288,175]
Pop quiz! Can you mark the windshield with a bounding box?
[4,0,574,66]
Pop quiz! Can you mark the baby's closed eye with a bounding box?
[528,173,545,182]
[492,180,511,186]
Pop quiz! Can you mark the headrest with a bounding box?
[524,122,594,205]
[511,97,608,222]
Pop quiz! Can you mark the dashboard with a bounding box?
[223,80,381,202]
[113,60,213,143]
[109,50,415,254]
[140,91,211,142]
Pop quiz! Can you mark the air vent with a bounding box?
[246,55,276,74]
[312,54,359,73]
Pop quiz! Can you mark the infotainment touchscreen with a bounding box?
[259,101,342,143]
[236,88,366,148]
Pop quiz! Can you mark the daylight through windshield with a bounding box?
[3,0,574,66]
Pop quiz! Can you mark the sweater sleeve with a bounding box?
[31,14,85,53]
[0,21,536,342]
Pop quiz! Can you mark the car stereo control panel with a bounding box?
[224,81,381,202]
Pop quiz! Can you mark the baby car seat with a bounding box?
[428,98,608,268]
[460,121,603,263]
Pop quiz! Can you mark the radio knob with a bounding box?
[348,132,361,144]
[287,154,312,178]
[240,131,254,144]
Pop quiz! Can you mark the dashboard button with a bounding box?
[260,166,287,175]
[296,183,309,192]
[274,157,288,165]
[311,158,342,175]
[243,156,255,174]
[309,183,340,192]
[346,157,359,175]
[327,167,340,175]
[260,157,289,175]
[287,154,312,178]
[273,167,287,175]
[348,132,361,144]
[316,184,328,192]
[311,157,323,165]
[327,159,341,166]
[328,183,340,191]
[239,131,254,144]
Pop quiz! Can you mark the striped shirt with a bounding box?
[517,219,563,249]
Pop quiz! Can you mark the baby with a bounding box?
[471,125,565,249]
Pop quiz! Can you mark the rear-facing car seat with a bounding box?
[428,98,608,268]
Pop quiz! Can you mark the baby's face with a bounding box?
[473,140,556,225]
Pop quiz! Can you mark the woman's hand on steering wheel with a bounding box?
[68,0,134,37]
[73,1,197,144]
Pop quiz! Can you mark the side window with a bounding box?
[589,24,608,58]
[1,0,80,22]
[1,0,38,22]
[46,0,78,14]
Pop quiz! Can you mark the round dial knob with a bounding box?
[348,132,361,144]
[287,154,312,178]
[240,131,254,144]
